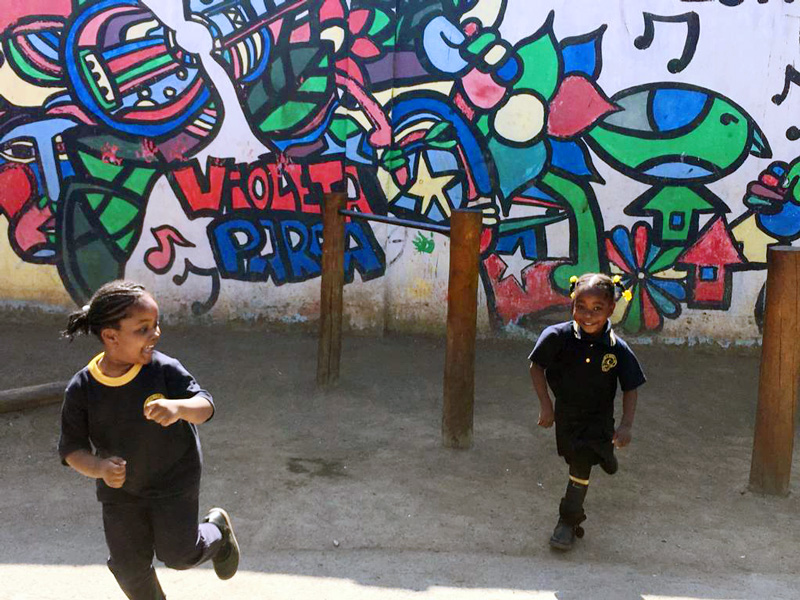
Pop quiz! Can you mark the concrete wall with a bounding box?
[0,0,797,343]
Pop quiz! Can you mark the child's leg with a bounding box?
[151,492,223,570]
[102,503,165,600]
[550,454,592,550]
[559,460,591,527]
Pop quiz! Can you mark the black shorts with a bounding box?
[555,413,615,467]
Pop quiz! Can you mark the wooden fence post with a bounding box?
[442,210,482,449]
[317,191,346,387]
[749,246,800,495]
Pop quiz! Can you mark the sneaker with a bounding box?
[600,453,618,475]
[203,508,240,580]
[549,519,585,551]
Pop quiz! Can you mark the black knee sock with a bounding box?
[559,463,590,525]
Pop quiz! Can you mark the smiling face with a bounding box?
[100,294,161,372]
[572,288,615,336]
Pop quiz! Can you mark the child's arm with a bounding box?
[144,396,214,427]
[64,450,127,488]
[529,362,555,428]
[613,388,637,448]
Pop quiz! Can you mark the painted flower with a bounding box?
[605,222,687,333]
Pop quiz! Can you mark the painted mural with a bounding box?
[0,0,796,338]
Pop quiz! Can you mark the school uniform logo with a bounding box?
[601,354,617,372]
[144,393,165,408]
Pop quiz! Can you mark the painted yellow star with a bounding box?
[405,152,456,218]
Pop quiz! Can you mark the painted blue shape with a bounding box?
[311,221,385,283]
[495,231,539,259]
[519,185,556,203]
[423,15,468,74]
[669,212,685,229]
[699,266,718,281]
[281,220,321,280]
[391,97,492,194]
[343,222,384,281]
[643,162,714,180]
[561,37,598,77]
[489,138,547,199]
[241,31,271,84]
[427,149,458,171]
[758,200,800,239]
[427,204,445,222]
[212,218,285,283]
[611,227,636,271]
[650,277,686,301]
[550,139,592,178]
[651,89,708,132]
[395,195,417,211]
[770,163,787,177]
[29,33,61,60]
[495,57,519,83]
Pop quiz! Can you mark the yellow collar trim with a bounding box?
[88,353,142,387]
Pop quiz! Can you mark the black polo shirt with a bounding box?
[529,320,645,420]
[59,351,214,503]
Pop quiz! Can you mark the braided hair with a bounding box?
[63,280,149,341]
[568,273,628,303]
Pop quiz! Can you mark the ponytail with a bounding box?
[62,280,148,341]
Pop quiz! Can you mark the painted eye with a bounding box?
[0,140,36,162]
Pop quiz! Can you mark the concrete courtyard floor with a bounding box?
[1,319,799,600]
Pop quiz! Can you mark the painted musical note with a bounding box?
[772,65,800,105]
[145,225,196,274]
[172,259,221,316]
[634,12,700,74]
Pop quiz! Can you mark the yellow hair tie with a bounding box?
[569,275,578,283]
[612,275,622,284]
[622,289,633,302]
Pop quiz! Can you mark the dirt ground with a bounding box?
[1,318,799,600]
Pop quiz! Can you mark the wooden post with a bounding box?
[442,210,482,449]
[317,192,346,387]
[749,246,800,495]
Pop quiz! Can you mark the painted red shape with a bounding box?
[547,75,618,139]
[640,285,661,331]
[145,226,195,274]
[320,0,345,21]
[348,9,370,35]
[461,69,506,110]
[0,163,34,218]
[171,161,228,213]
[352,37,380,59]
[678,217,744,304]
[290,22,311,44]
[484,257,571,323]
[268,19,284,41]
[0,0,70,30]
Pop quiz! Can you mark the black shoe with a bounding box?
[204,508,240,580]
[549,519,585,551]
[600,453,618,475]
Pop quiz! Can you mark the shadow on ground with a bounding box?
[1,321,798,598]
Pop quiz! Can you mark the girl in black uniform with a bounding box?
[529,273,645,551]
[59,280,240,599]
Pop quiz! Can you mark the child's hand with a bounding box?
[101,457,127,488]
[538,405,555,428]
[613,424,633,448]
[144,399,181,427]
